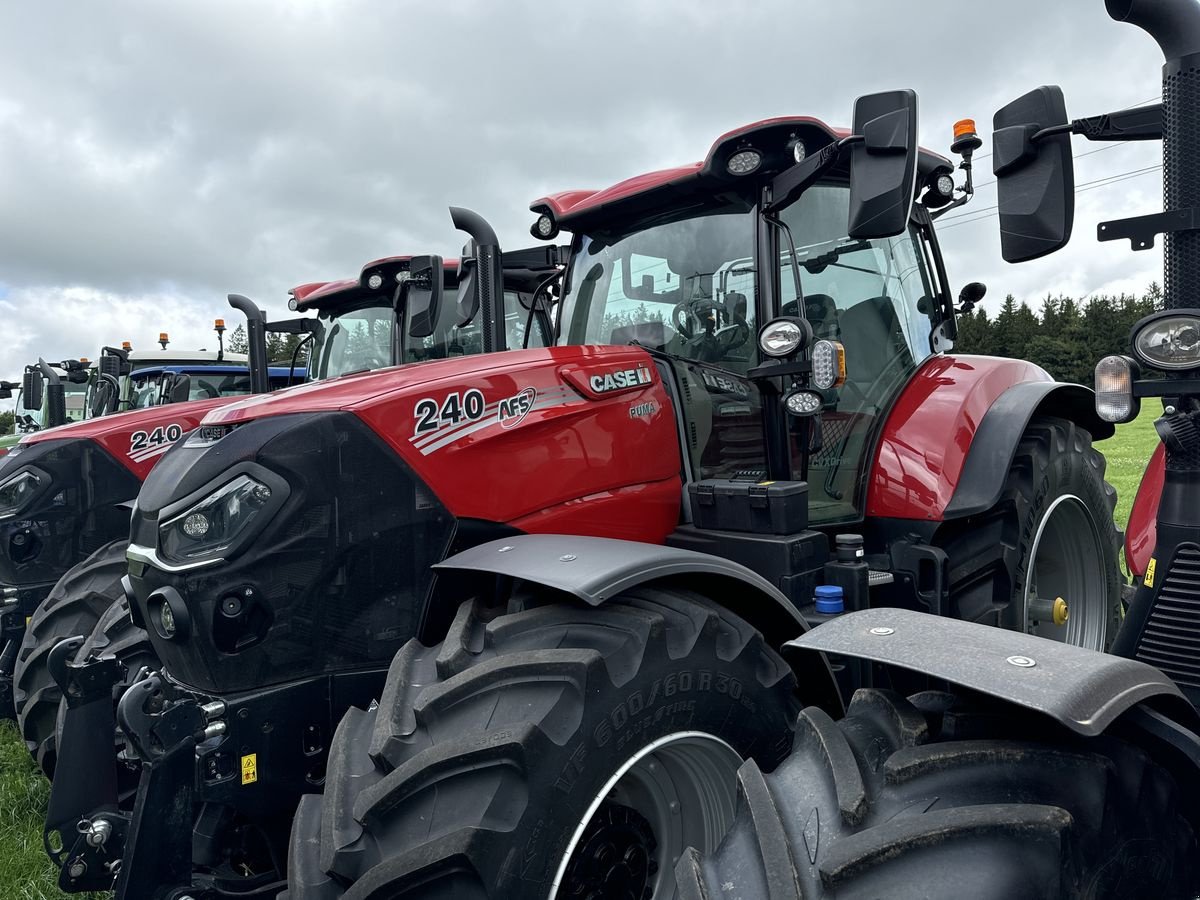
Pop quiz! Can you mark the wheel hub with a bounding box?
[559,802,658,900]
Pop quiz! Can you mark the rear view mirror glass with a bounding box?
[405,255,445,340]
[993,85,1075,263]
[21,370,42,412]
[455,241,479,327]
[848,89,919,239]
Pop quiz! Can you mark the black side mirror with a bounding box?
[166,373,191,405]
[848,89,919,239]
[0,383,11,401]
[993,86,1075,263]
[21,369,42,412]
[405,255,445,340]
[455,241,479,327]
[958,281,987,313]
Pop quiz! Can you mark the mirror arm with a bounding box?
[764,135,861,215]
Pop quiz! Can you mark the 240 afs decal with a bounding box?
[413,389,486,435]
[128,423,188,463]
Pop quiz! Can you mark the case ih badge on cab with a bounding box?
[48,97,1125,900]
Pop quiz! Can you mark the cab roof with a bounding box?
[530,115,953,231]
[291,256,459,312]
[127,350,249,366]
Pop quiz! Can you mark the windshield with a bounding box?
[778,184,937,522]
[308,301,396,380]
[309,290,551,380]
[559,205,758,373]
[128,372,255,409]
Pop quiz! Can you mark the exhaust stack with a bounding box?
[1108,0,1200,311]
[1106,0,1200,61]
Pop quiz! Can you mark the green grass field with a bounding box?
[0,407,1165,898]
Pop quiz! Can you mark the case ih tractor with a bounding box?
[10,252,557,783]
[679,1,1200,897]
[45,93,1129,898]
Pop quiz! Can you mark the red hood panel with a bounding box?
[206,346,683,538]
[867,354,1051,521]
[22,397,236,479]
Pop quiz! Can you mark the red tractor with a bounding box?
[677,1,1200,897]
[49,94,1124,898]
[11,252,555,782]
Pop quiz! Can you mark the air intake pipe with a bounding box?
[1108,0,1200,311]
[227,294,269,395]
[450,206,506,354]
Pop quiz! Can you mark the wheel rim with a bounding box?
[1024,493,1108,650]
[550,731,744,900]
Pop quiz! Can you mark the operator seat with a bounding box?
[780,294,840,340]
[838,295,912,387]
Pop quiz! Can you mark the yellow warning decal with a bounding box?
[1145,557,1157,589]
[241,753,258,785]
[25,616,31,627]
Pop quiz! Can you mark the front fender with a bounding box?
[786,607,1196,736]
[1126,443,1165,578]
[435,534,844,714]
[867,354,1113,521]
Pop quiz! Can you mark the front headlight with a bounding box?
[0,469,45,520]
[159,473,280,562]
[1133,312,1200,371]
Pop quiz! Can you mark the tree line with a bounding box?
[227,324,310,366]
[953,283,1162,385]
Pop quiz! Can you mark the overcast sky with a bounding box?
[0,0,1169,380]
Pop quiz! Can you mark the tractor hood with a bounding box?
[0,397,248,590]
[125,344,682,694]
[20,396,239,478]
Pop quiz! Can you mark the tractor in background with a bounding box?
[49,86,1122,899]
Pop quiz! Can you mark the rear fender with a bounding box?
[434,535,843,715]
[1126,443,1164,577]
[786,607,1197,736]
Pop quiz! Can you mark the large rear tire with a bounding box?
[285,587,801,899]
[13,538,128,778]
[936,416,1121,650]
[678,689,1197,899]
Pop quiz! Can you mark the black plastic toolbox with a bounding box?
[688,478,809,534]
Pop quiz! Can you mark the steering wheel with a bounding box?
[197,379,220,399]
[673,299,750,363]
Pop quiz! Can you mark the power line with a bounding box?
[937,165,1162,230]
[938,163,1162,226]
[971,94,1160,162]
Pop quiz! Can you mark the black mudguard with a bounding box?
[944,380,1113,519]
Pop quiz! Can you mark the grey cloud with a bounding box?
[0,0,1173,377]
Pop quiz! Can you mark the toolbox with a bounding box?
[688,478,809,534]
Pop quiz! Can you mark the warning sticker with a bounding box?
[1145,557,1157,589]
[241,753,258,785]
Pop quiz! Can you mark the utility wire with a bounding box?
[938,165,1162,230]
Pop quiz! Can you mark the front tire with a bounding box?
[13,538,128,777]
[936,415,1121,650]
[679,689,1197,899]
[285,587,800,899]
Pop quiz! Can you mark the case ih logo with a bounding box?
[589,366,652,394]
[498,387,537,429]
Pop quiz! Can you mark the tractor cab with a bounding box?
[293,251,560,380]
[13,362,90,433]
[125,364,304,409]
[540,107,959,525]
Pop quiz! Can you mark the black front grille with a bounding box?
[1135,544,1200,690]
